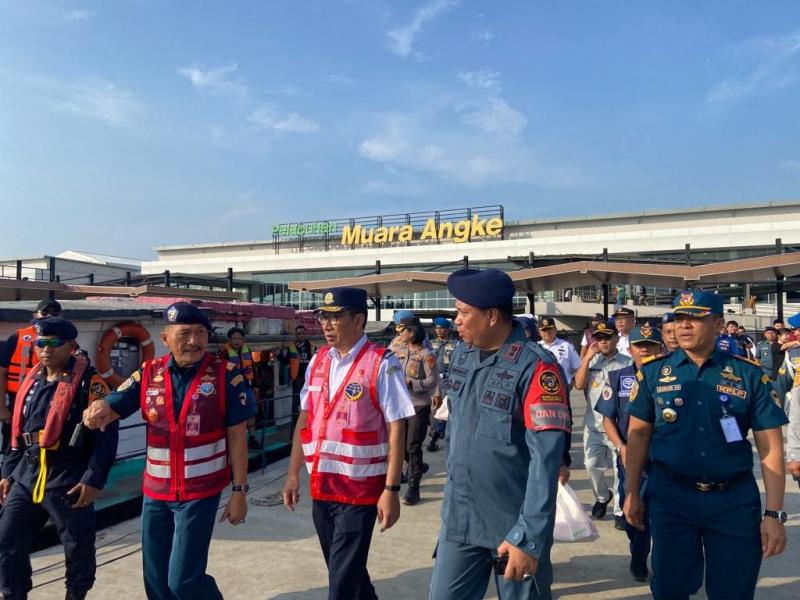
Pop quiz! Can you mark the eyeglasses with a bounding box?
[35,338,68,348]
[316,312,351,325]
[594,335,612,341]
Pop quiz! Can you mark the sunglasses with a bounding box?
[316,312,352,325]
[594,334,612,341]
[35,338,69,348]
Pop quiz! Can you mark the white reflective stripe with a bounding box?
[305,462,313,474]
[147,447,170,462]
[146,461,171,478]
[301,441,317,456]
[315,459,387,478]
[140,337,154,346]
[112,326,123,339]
[319,440,387,459]
[185,455,227,479]
[184,439,226,462]
[100,369,115,379]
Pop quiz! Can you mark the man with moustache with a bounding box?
[660,312,680,352]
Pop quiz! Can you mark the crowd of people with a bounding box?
[0,278,798,599]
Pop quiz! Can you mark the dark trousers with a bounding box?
[141,493,223,600]
[405,405,430,486]
[648,467,762,600]
[312,500,378,600]
[616,459,651,567]
[1,393,16,455]
[0,483,96,596]
[290,377,304,436]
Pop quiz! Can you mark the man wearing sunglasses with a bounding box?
[0,316,118,600]
[0,299,63,455]
[283,288,415,600]
[83,302,256,600]
[574,321,632,521]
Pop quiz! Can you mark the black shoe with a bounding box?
[3,595,28,600]
[403,486,420,506]
[65,590,88,600]
[422,462,430,474]
[248,436,262,450]
[614,515,626,530]
[591,495,612,520]
[629,559,649,582]
[427,440,439,452]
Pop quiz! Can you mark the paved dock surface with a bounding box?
[29,391,800,599]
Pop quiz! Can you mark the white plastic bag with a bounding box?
[433,395,449,421]
[553,482,597,542]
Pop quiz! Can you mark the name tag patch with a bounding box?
[716,384,747,399]
[656,384,682,393]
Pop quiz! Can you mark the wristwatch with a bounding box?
[384,484,401,492]
[763,509,788,524]
[231,483,250,495]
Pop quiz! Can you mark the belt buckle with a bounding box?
[695,482,713,493]
[24,450,38,465]
[22,432,33,447]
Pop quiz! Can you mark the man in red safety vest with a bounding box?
[283,288,415,600]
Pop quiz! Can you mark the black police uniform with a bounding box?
[0,348,118,600]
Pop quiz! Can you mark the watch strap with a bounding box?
[384,484,401,492]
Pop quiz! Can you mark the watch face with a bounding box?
[779,511,788,524]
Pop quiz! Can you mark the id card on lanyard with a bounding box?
[718,394,743,443]
[186,401,201,437]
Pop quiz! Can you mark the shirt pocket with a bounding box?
[475,400,512,443]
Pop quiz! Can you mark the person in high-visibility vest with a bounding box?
[0,299,63,455]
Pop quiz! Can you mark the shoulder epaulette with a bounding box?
[731,354,760,367]
[526,341,557,364]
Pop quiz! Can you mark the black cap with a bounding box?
[33,316,78,340]
[164,302,211,330]
[316,288,368,313]
[592,313,605,321]
[35,299,62,315]
[661,312,675,324]
[539,316,556,330]
[447,269,515,309]
[592,321,616,337]
[612,306,635,317]
[764,326,777,333]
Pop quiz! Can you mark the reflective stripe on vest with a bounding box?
[302,341,388,505]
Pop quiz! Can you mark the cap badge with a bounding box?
[324,292,334,305]
[679,292,694,307]
[641,325,653,338]
[167,306,179,322]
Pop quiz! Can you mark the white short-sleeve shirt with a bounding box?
[299,334,416,422]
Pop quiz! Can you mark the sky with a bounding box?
[2,1,800,260]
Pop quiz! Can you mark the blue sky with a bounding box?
[2,1,800,260]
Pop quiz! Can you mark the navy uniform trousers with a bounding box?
[616,459,651,569]
[429,531,552,600]
[142,493,223,600]
[0,483,96,596]
[648,467,762,600]
[312,500,379,600]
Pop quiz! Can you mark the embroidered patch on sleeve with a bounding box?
[523,362,571,432]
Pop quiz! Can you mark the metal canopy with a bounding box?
[288,271,449,297]
[0,279,242,302]
[509,261,690,291]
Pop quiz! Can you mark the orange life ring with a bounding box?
[96,322,156,388]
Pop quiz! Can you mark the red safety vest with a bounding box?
[140,353,229,502]
[6,325,38,394]
[11,355,89,449]
[301,341,388,505]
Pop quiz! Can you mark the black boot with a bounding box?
[2,594,28,600]
[65,589,88,600]
[427,433,440,452]
[403,484,420,506]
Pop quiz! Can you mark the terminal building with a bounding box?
[143,200,800,316]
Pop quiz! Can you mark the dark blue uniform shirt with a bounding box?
[594,364,638,442]
[106,354,256,426]
[716,334,747,357]
[1,357,119,490]
[629,348,787,481]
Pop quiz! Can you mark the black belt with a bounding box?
[655,462,750,493]
[21,430,43,448]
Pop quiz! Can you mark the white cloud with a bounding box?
[474,30,494,42]
[247,107,319,134]
[707,30,800,103]
[780,159,800,172]
[50,77,142,126]
[457,68,501,89]
[459,97,527,139]
[325,74,354,84]
[387,0,460,58]
[357,112,576,188]
[62,9,96,22]
[177,64,248,98]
